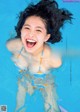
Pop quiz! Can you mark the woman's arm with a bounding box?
[6,38,23,53]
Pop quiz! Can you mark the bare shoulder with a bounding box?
[6,38,23,53]
[50,48,62,68]
[44,44,62,68]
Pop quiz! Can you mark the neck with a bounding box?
[30,44,44,57]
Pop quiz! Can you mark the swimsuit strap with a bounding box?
[38,48,44,72]
[17,46,24,58]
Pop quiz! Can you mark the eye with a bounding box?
[36,29,42,32]
[24,27,30,30]
[22,26,30,30]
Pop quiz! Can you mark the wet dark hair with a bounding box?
[15,0,73,44]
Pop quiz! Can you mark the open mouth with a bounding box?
[26,39,37,48]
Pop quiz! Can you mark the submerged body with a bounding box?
[7,38,61,112]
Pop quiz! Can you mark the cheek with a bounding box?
[21,32,26,43]
[21,30,28,38]
[37,35,45,43]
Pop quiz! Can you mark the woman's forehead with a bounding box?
[24,16,47,28]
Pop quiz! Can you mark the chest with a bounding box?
[27,57,52,73]
[20,48,53,73]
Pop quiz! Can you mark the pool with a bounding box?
[0,0,80,112]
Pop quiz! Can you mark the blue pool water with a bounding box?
[0,0,80,112]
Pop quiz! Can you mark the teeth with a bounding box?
[27,39,36,42]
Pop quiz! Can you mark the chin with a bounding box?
[24,47,36,54]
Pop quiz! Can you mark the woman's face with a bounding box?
[21,16,50,55]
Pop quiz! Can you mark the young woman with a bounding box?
[6,0,72,112]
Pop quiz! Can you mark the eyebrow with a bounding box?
[23,24,44,30]
[23,24,30,27]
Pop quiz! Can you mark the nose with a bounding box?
[29,30,35,37]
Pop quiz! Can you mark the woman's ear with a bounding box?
[44,34,51,42]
